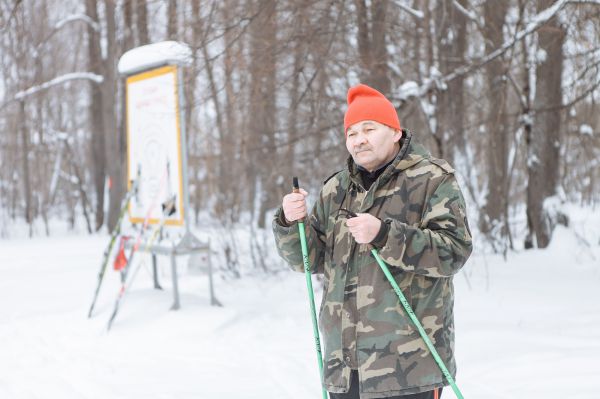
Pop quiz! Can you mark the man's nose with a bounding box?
[354,133,367,145]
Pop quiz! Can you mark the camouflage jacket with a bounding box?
[272,131,472,398]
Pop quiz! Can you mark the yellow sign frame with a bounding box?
[125,65,185,226]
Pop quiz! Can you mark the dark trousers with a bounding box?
[329,370,442,399]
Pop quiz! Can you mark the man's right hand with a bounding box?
[282,188,308,223]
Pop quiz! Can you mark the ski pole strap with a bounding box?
[370,249,465,399]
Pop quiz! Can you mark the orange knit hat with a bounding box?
[344,84,400,133]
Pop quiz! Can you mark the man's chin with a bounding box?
[354,157,375,170]
[355,153,372,162]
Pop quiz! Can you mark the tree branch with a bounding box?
[54,13,100,32]
[1,72,103,110]
[392,0,424,19]
[392,0,591,101]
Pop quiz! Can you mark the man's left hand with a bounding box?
[346,213,381,244]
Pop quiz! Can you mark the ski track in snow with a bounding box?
[1,222,599,398]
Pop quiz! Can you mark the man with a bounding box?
[272,84,472,398]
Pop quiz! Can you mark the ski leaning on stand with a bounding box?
[88,172,140,318]
[111,194,177,323]
[106,164,176,331]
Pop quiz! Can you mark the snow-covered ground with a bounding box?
[1,207,599,398]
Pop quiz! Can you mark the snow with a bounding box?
[519,112,533,127]
[526,0,568,31]
[579,124,594,136]
[397,81,420,100]
[1,207,599,398]
[54,14,100,33]
[536,48,548,64]
[118,41,193,76]
[394,2,424,19]
[527,154,540,167]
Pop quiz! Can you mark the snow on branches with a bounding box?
[394,0,595,101]
[14,72,104,101]
[54,14,100,33]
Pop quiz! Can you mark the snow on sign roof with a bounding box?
[118,41,192,75]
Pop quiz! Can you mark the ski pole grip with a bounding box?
[291,177,305,223]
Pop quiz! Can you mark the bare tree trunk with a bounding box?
[65,140,93,234]
[104,0,124,232]
[167,0,178,40]
[18,100,33,236]
[435,0,467,164]
[222,3,243,223]
[412,0,423,82]
[424,0,434,78]
[248,0,277,228]
[136,0,150,45]
[356,0,370,80]
[370,0,391,95]
[518,0,535,249]
[422,0,441,154]
[184,0,201,223]
[481,1,509,249]
[123,0,134,50]
[355,0,391,95]
[85,0,106,231]
[286,5,304,184]
[34,44,48,235]
[109,0,135,230]
[186,0,201,141]
[200,5,228,218]
[526,0,565,248]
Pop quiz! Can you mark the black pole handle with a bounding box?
[292,176,299,191]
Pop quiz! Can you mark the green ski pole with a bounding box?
[293,177,328,399]
[370,248,464,399]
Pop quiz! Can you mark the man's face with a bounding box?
[346,120,402,172]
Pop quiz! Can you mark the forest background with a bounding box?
[1,0,599,265]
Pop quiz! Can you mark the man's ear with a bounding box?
[392,128,403,143]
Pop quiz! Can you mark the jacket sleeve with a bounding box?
[377,173,473,277]
[272,193,328,274]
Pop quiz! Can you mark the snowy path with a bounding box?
[1,225,599,398]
